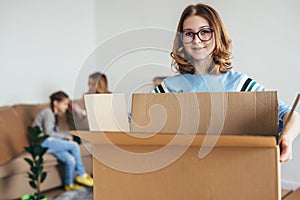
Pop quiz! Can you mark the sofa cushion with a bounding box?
[0,107,31,165]
[0,152,59,179]
[15,104,49,123]
[0,106,10,111]
[0,144,91,179]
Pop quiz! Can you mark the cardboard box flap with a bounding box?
[130,91,278,136]
[281,189,293,199]
[284,188,300,200]
[73,131,276,147]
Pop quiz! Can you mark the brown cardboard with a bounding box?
[74,131,280,200]
[77,91,281,200]
[282,188,293,199]
[131,92,278,136]
[283,188,300,200]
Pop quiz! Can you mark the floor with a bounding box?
[43,187,293,199]
[43,186,93,200]
[43,186,65,198]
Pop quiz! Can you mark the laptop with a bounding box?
[84,93,130,132]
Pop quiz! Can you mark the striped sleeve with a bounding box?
[236,75,262,92]
[151,81,170,93]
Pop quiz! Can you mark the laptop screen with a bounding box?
[84,93,130,132]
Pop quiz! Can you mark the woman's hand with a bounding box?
[72,103,85,119]
[280,111,300,162]
[65,135,73,141]
[280,135,293,162]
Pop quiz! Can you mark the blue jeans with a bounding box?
[42,137,86,185]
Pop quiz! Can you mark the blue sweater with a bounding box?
[152,70,291,120]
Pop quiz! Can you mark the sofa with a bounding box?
[0,102,92,200]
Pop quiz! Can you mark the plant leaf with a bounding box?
[40,147,48,156]
[24,158,34,166]
[29,180,36,189]
[37,136,47,145]
[28,172,37,181]
[40,172,47,183]
[37,157,43,166]
[37,166,43,175]
[30,166,38,174]
[24,146,33,154]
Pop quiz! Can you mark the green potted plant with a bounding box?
[21,126,48,200]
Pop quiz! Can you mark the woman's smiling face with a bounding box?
[182,15,215,63]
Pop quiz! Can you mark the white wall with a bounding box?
[1,0,300,185]
[0,0,96,105]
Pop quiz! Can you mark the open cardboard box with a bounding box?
[75,91,281,200]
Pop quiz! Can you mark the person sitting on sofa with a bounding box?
[67,72,111,133]
[72,72,111,117]
[33,91,93,191]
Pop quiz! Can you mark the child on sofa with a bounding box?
[33,91,93,191]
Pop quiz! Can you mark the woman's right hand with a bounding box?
[72,103,85,119]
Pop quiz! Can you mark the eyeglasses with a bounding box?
[180,27,214,44]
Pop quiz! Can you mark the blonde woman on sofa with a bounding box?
[67,72,111,132]
[33,91,93,191]
[72,72,111,118]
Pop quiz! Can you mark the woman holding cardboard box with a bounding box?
[151,3,300,162]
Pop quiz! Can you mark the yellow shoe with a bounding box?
[86,173,93,181]
[65,183,84,191]
[76,173,94,187]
